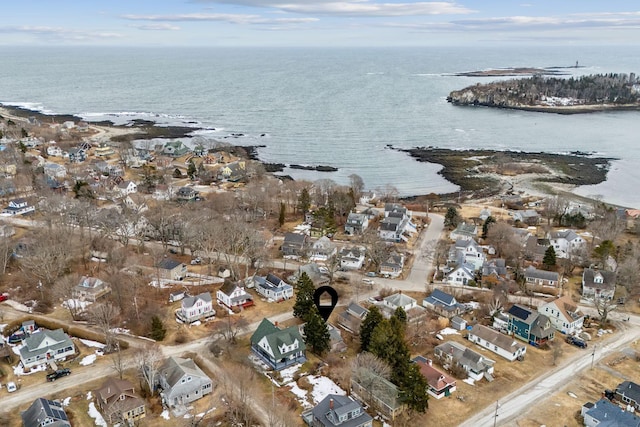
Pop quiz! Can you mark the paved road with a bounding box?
[460,315,640,427]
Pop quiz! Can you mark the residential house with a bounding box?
[511,209,540,225]
[482,258,508,280]
[582,268,616,300]
[162,141,189,158]
[176,186,198,202]
[250,318,306,370]
[616,381,640,412]
[446,263,476,286]
[21,398,71,427]
[344,212,369,235]
[383,293,416,313]
[2,199,35,216]
[507,304,555,346]
[380,252,405,278]
[467,324,527,362]
[524,236,551,262]
[524,266,559,288]
[581,398,640,427]
[302,394,373,427]
[19,329,76,370]
[282,233,308,258]
[549,229,586,259]
[219,161,246,182]
[538,296,584,335]
[493,312,510,333]
[378,203,416,243]
[94,143,115,157]
[423,289,464,318]
[310,236,337,263]
[339,247,366,270]
[299,323,346,353]
[46,145,65,157]
[296,263,329,286]
[117,180,137,197]
[157,356,214,408]
[157,258,187,281]
[449,222,477,241]
[43,162,67,178]
[67,147,86,163]
[351,371,404,420]
[449,239,486,271]
[72,276,111,302]
[253,273,294,302]
[337,302,369,333]
[216,281,253,310]
[359,191,376,205]
[413,356,457,399]
[434,341,495,382]
[95,378,146,425]
[176,292,215,323]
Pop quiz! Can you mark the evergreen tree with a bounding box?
[393,307,407,325]
[359,306,383,352]
[543,246,557,269]
[303,306,331,355]
[149,315,167,341]
[297,188,311,218]
[369,318,410,384]
[293,272,315,321]
[444,207,461,229]
[482,216,496,239]
[398,363,429,413]
[278,202,286,227]
[173,168,183,178]
[187,160,197,179]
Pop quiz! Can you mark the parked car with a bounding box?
[362,278,375,285]
[566,336,587,348]
[46,368,71,382]
[169,248,178,254]
[6,382,17,392]
[0,293,8,302]
[366,272,377,277]
[8,331,26,344]
[190,257,202,265]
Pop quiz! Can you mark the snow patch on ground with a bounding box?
[63,299,92,311]
[279,364,302,383]
[62,397,71,406]
[280,364,346,409]
[161,410,170,420]
[80,354,97,366]
[80,339,106,349]
[307,376,346,404]
[439,327,459,336]
[86,391,93,400]
[463,378,475,386]
[0,323,7,333]
[191,321,202,326]
[88,402,107,426]
[14,362,46,376]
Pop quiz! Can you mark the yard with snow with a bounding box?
[276,364,346,409]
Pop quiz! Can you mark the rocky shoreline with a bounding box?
[453,67,570,77]
[397,146,615,200]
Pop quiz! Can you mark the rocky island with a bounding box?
[447,73,640,114]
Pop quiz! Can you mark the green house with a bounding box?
[250,318,306,370]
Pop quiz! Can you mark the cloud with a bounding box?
[131,23,181,31]
[122,13,318,25]
[451,15,640,30]
[0,26,122,41]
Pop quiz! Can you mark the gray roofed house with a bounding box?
[351,371,404,420]
[524,236,550,262]
[581,398,640,427]
[538,295,584,335]
[507,304,555,345]
[434,341,495,382]
[511,209,540,225]
[467,324,527,362]
[176,186,198,201]
[524,266,559,287]
[19,329,76,370]
[616,381,640,411]
[72,276,111,302]
[253,273,294,301]
[21,398,71,427]
[380,251,405,278]
[344,212,369,235]
[582,268,616,300]
[449,222,478,241]
[423,289,463,318]
[302,394,373,427]
[176,292,215,323]
[296,263,329,285]
[157,356,213,408]
[282,232,308,257]
[339,246,366,270]
[157,258,187,281]
[482,258,507,278]
[449,238,485,271]
[250,318,306,370]
[383,293,416,312]
[338,302,369,333]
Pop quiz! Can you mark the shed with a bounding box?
[451,316,467,331]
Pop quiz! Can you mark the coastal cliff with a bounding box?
[447,73,640,114]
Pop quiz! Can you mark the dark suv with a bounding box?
[46,368,71,382]
[566,336,587,348]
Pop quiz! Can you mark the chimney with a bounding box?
[427,359,433,366]
[275,321,279,327]
[330,398,334,410]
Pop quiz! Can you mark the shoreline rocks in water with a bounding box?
[397,146,615,199]
[289,164,338,172]
[453,67,570,77]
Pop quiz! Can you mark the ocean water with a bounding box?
[1,46,640,206]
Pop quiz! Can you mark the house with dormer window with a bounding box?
[413,356,457,399]
[302,394,373,427]
[339,246,366,270]
[344,212,369,235]
[448,238,485,271]
[2,198,35,216]
[582,268,616,300]
[157,356,213,408]
[310,236,337,263]
[21,398,71,427]
[548,229,586,259]
[216,281,253,310]
[95,378,146,425]
[253,273,293,302]
[423,289,464,318]
[507,304,555,346]
[19,329,76,370]
[72,276,111,302]
[175,292,215,324]
[250,318,306,370]
[538,295,584,335]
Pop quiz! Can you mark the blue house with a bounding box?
[582,398,640,427]
[507,304,555,346]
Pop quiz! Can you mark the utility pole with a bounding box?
[493,400,500,427]
[591,345,597,369]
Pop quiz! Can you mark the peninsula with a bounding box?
[447,73,640,114]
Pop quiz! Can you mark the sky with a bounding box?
[2,1,640,47]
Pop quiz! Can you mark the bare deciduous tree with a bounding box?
[133,344,163,396]
[20,228,77,290]
[351,352,392,410]
[592,294,618,325]
[111,346,128,380]
[53,274,84,320]
[486,221,520,262]
[89,302,121,352]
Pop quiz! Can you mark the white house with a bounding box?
[383,293,416,312]
[446,263,475,286]
[309,236,337,263]
[467,324,527,362]
[538,295,584,335]
[250,318,306,370]
[117,180,137,197]
[216,281,253,310]
[2,198,35,216]
[43,163,67,178]
[582,268,616,300]
[339,246,366,270]
[379,203,417,242]
[434,341,495,382]
[46,145,65,157]
[253,273,293,302]
[449,239,485,271]
[19,329,76,370]
[380,252,405,278]
[549,229,587,259]
[175,292,215,323]
[449,222,477,241]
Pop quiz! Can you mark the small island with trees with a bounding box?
[447,73,640,114]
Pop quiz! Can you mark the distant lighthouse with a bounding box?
[575,60,579,68]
